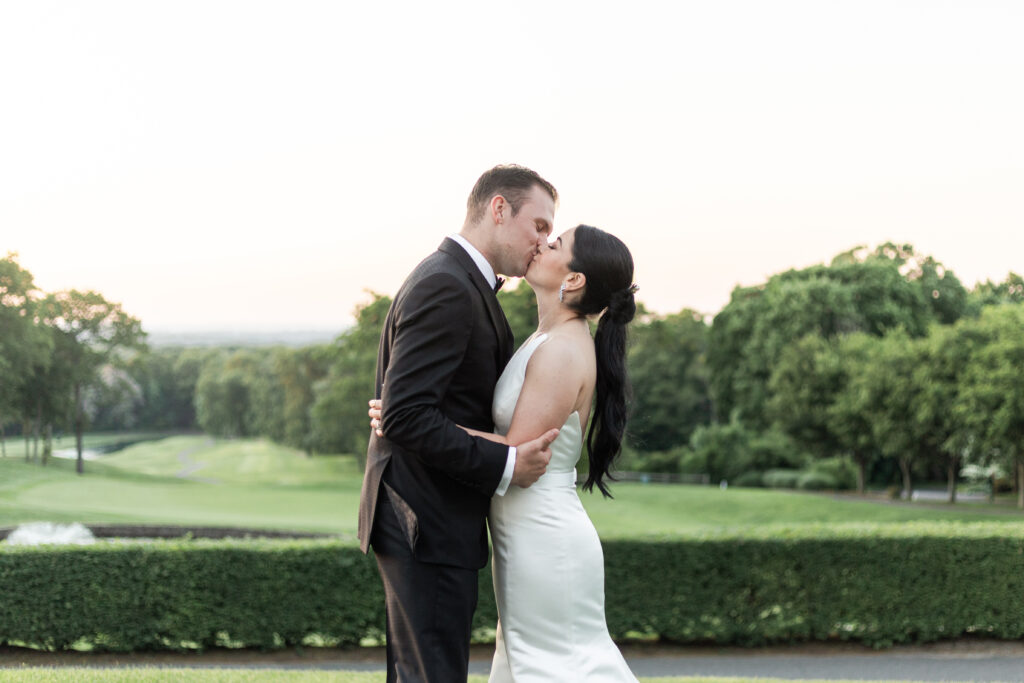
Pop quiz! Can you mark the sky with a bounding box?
[1,1,1022,332]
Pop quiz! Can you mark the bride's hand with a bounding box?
[368,399,383,437]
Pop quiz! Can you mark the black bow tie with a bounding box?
[493,277,505,294]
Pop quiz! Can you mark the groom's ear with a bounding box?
[489,195,508,225]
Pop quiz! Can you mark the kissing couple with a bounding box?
[358,165,639,682]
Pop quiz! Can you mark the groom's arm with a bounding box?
[379,270,513,496]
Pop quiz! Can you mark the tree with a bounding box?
[38,290,146,473]
[838,332,938,498]
[913,324,977,503]
[128,347,209,431]
[310,293,391,468]
[709,244,965,431]
[627,308,711,452]
[954,305,1024,507]
[687,416,804,484]
[827,334,879,494]
[496,280,538,348]
[194,350,256,438]
[273,346,329,453]
[967,272,1024,312]
[0,253,51,458]
[767,334,844,459]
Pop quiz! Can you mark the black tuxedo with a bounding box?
[357,237,514,681]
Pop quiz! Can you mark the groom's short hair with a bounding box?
[466,165,558,224]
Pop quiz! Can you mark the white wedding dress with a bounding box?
[488,333,638,682]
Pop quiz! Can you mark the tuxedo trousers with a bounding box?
[371,484,479,683]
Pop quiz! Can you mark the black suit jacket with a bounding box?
[357,238,515,569]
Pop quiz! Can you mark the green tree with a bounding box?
[838,332,937,498]
[627,308,711,452]
[687,417,804,484]
[767,333,844,461]
[967,272,1024,312]
[38,290,147,473]
[913,324,979,503]
[954,305,1024,507]
[310,293,391,468]
[273,346,329,453]
[128,347,209,431]
[194,350,257,438]
[496,280,538,348]
[827,333,882,494]
[0,254,51,458]
[709,244,964,431]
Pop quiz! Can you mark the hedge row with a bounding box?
[3,523,1024,651]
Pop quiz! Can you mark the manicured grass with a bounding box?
[3,434,1023,537]
[0,673,954,683]
[0,437,358,535]
[0,431,172,458]
[581,481,1024,538]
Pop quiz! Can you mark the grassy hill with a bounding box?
[2,434,1023,537]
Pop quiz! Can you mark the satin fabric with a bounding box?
[488,333,638,682]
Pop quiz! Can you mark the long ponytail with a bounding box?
[566,225,637,497]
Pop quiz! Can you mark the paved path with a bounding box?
[5,641,1024,680]
[343,643,1024,681]
[174,438,219,483]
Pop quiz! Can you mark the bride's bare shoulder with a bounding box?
[529,328,594,373]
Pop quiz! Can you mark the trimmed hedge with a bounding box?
[4,523,1024,651]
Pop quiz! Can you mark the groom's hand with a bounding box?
[368,399,383,437]
[511,428,559,488]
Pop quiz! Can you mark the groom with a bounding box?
[358,165,561,681]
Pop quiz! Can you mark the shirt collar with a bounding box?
[449,234,497,289]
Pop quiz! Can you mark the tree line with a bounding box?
[2,247,1022,503]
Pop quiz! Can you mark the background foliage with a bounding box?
[3,245,1023,503]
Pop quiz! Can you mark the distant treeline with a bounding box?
[2,245,1023,503]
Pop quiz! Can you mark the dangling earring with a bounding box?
[558,283,566,303]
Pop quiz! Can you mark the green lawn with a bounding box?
[2,433,1023,536]
[0,436,358,535]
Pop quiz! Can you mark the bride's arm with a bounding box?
[458,426,508,445]
[369,400,510,444]
[503,336,585,445]
[368,337,583,447]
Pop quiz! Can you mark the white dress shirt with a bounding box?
[449,234,517,496]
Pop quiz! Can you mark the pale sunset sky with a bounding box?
[1,1,1021,332]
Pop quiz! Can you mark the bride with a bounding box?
[372,224,638,681]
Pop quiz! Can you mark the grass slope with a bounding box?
[2,434,1023,536]
[0,436,357,535]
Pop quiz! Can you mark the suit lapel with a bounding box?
[438,238,513,366]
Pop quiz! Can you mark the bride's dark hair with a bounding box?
[565,225,636,498]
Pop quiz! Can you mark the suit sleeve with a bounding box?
[379,271,508,496]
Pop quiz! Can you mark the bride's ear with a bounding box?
[563,272,586,296]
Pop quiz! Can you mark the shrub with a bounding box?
[747,429,807,471]
[5,525,1024,651]
[689,420,807,484]
[620,445,689,474]
[763,468,801,488]
[807,457,857,490]
[732,470,765,488]
[797,470,838,490]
